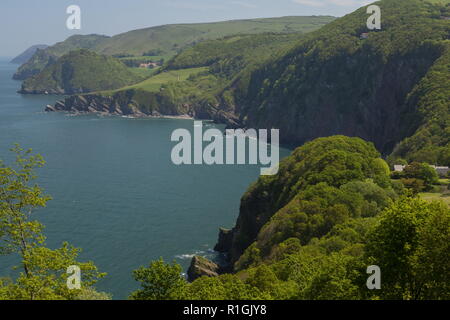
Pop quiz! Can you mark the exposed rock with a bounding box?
[187,256,220,282]
[19,87,65,95]
[214,228,234,253]
[44,92,242,126]
[45,95,131,115]
[45,104,56,112]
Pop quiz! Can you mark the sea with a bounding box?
[0,59,291,299]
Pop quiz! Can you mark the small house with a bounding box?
[431,165,450,178]
[139,62,160,69]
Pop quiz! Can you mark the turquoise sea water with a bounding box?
[0,59,290,299]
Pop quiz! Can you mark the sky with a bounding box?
[0,0,372,57]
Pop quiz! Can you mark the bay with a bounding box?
[0,59,290,299]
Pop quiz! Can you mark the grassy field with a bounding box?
[119,55,170,67]
[119,55,166,61]
[99,67,208,95]
[94,16,336,57]
[15,16,335,80]
[123,67,208,91]
[420,192,450,206]
[128,67,159,78]
[420,179,450,206]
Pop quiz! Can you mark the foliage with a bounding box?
[0,145,105,300]
[15,16,334,80]
[94,16,335,57]
[364,197,450,299]
[13,35,109,80]
[230,135,395,269]
[184,274,268,300]
[392,162,440,192]
[21,49,145,94]
[130,258,187,300]
[136,196,449,301]
[390,40,450,165]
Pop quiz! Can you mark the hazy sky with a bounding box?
[0,0,372,57]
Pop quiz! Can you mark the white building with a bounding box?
[393,165,406,172]
[394,164,449,177]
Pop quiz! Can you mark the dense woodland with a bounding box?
[0,136,449,300]
[1,0,449,300]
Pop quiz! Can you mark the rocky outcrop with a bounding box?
[46,94,150,117]
[213,228,234,253]
[22,88,66,95]
[187,256,220,282]
[45,91,242,127]
[215,186,279,267]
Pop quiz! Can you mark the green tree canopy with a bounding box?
[0,145,106,300]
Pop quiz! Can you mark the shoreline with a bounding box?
[46,104,196,121]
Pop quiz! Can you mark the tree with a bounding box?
[365,197,450,300]
[0,145,49,258]
[185,274,268,300]
[130,258,187,300]
[400,178,426,194]
[0,145,105,300]
[402,162,439,190]
[303,253,361,300]
[245,264,279,295]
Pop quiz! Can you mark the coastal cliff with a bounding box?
[46,1,449,165]
[46,89,241,127]
[214,135,394,270]
[45,94,148,116]
[20,50,144,95]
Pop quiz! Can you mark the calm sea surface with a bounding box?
[0,59,290,298]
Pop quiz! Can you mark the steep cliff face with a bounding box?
[237,44,443,154]
[214,136,392,268]
[45,94,147,116]
[389,43,450,165]
[230,0,449,156]
[45,0,449,165]
[46,88,241,126]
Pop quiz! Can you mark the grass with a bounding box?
[420,180,450,206]
[128,67,159,78]
[17,16,335,80]
[94,16,336,57]
[119,55,167,62]
[98,67,208,95]
[121,67,208,91]
[420,192,450,206]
